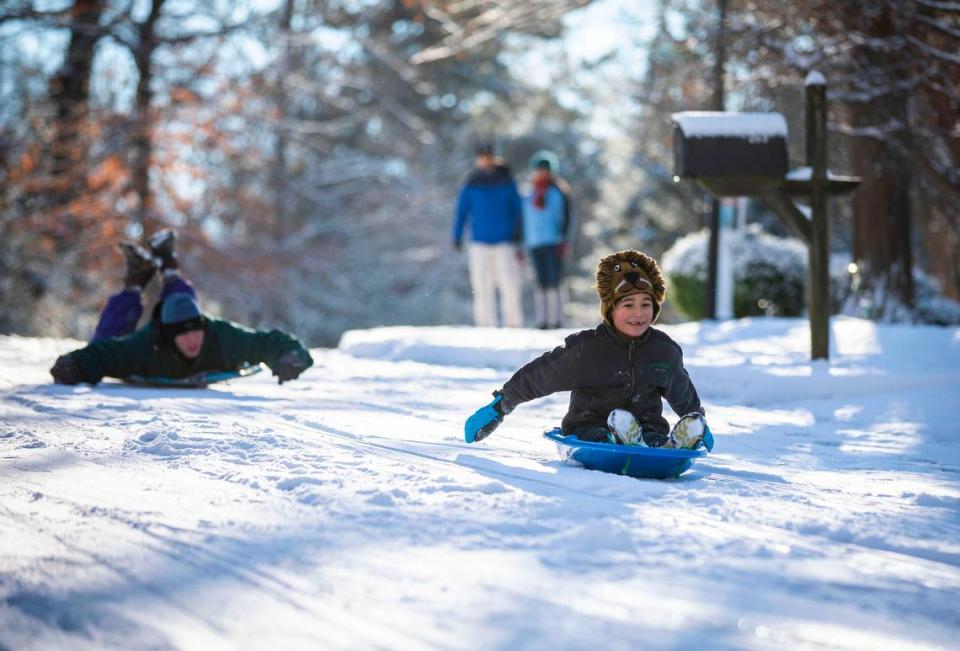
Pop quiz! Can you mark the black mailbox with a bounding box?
[672,112,789,178]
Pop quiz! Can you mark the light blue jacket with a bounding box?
[522,184,570,248]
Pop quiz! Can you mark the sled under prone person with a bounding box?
[464,249,714,452]
[49,229,313,386]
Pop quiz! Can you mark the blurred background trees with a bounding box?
[618,0,960,322]
[1,0,958,344]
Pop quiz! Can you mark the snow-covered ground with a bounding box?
[2,318,959,650]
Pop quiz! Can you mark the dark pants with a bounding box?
[529,245,563,289]
[572,425,612,443]
[91,275,196,343]
[572,423,671,447]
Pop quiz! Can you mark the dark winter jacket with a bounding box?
[453,165,523,245]
[68,316,312,384]
[500,324,703,437]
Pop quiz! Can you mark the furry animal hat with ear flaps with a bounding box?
[595,250,666,326]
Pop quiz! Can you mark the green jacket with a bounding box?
[70,316,312,384]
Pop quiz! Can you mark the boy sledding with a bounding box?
[464,250,714,453]
[49,229,313,386]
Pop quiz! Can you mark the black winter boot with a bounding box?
[119,241,159,289]
[148,228,179,271]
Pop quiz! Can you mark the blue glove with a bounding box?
[700,424,715,452]
[465,392,507,443]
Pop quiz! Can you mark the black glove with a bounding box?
[272,349,312,384]
[50,353,81,385]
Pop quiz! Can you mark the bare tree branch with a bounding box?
[906,34,960,64]
[410,0,589,65]
[827,72,930,103]
[915,0,960,11]
[0,3,71,25]
[914,13,960,39]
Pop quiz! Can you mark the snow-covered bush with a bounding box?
[661,226,845,319]
[842,266,960,326]
[914,293,960,325]
[663,227,960,325]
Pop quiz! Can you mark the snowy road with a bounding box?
[2,318,959,650]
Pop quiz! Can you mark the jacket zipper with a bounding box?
[626,341,636,406]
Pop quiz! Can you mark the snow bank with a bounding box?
[2,319,959,650]
[339,318,959,406]
[338,325,568,370]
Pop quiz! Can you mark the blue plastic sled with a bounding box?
[544,428,706,479]
[123,364,263,388]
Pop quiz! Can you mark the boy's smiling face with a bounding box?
[611,293,655,339]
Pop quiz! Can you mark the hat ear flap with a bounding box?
[595,252,621,324]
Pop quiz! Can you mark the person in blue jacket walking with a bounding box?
[452,142,524,328]
[522,152,572,329]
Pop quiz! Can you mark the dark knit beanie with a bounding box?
[474,141,494,156]
[595,250,666,326]
[160,293,204,338]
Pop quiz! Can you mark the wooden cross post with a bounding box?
[671,72,860,361]
[767,73,858,360]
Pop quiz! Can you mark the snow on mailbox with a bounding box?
[672,112,789,179]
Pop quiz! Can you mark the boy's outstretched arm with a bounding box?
[464,338,583,444]
[216,320,313,384]
[51,331,149,385]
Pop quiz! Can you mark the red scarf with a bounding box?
[533,178,551,209]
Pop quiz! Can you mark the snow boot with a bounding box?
[670,413,708,450]
[148,228,179,271]
[606,409,645,446]
[119,241,159,289]
[608,409,677,447]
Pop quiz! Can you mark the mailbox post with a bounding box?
[805,71,830,360]
[672,72,860,361]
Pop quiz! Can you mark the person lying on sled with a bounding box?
[50,229,313,386]
[464,249,713,450]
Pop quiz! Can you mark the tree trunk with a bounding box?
[271,0,296,242]
[846,4,915,313]
[912,2,960,301]
[48,0,105,207]
[848,126,915,313]
[131,0,167,236]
